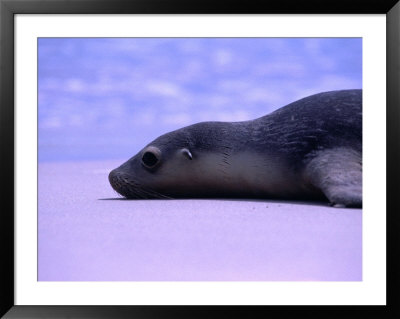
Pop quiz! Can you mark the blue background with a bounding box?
[38,38,362,162]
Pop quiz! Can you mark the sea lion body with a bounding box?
[109,89,362,207]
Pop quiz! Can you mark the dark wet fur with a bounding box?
[109,90,362,204]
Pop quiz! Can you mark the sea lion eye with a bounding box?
[142,152,158,167]
[141,146,161,169]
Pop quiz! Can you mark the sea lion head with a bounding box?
[108,120,293,199]
[108,127,204,199]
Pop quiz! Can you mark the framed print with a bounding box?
[1,0,399,318]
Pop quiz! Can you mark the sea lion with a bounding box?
[109,89,362,208]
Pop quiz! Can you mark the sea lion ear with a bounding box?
[181,148,193,160]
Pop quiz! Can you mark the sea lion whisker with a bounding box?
[140,187,173,199]
[123,180,172,199]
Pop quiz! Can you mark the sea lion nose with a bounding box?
[108,169,121,190]
[108,168,136,198]
[108,169,115,182]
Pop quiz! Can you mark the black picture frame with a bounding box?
[1,0,399,318]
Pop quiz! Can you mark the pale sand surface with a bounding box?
[38,160,362,281]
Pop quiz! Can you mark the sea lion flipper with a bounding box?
[305,148,362,208]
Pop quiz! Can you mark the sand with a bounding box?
[38,160,362,281]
